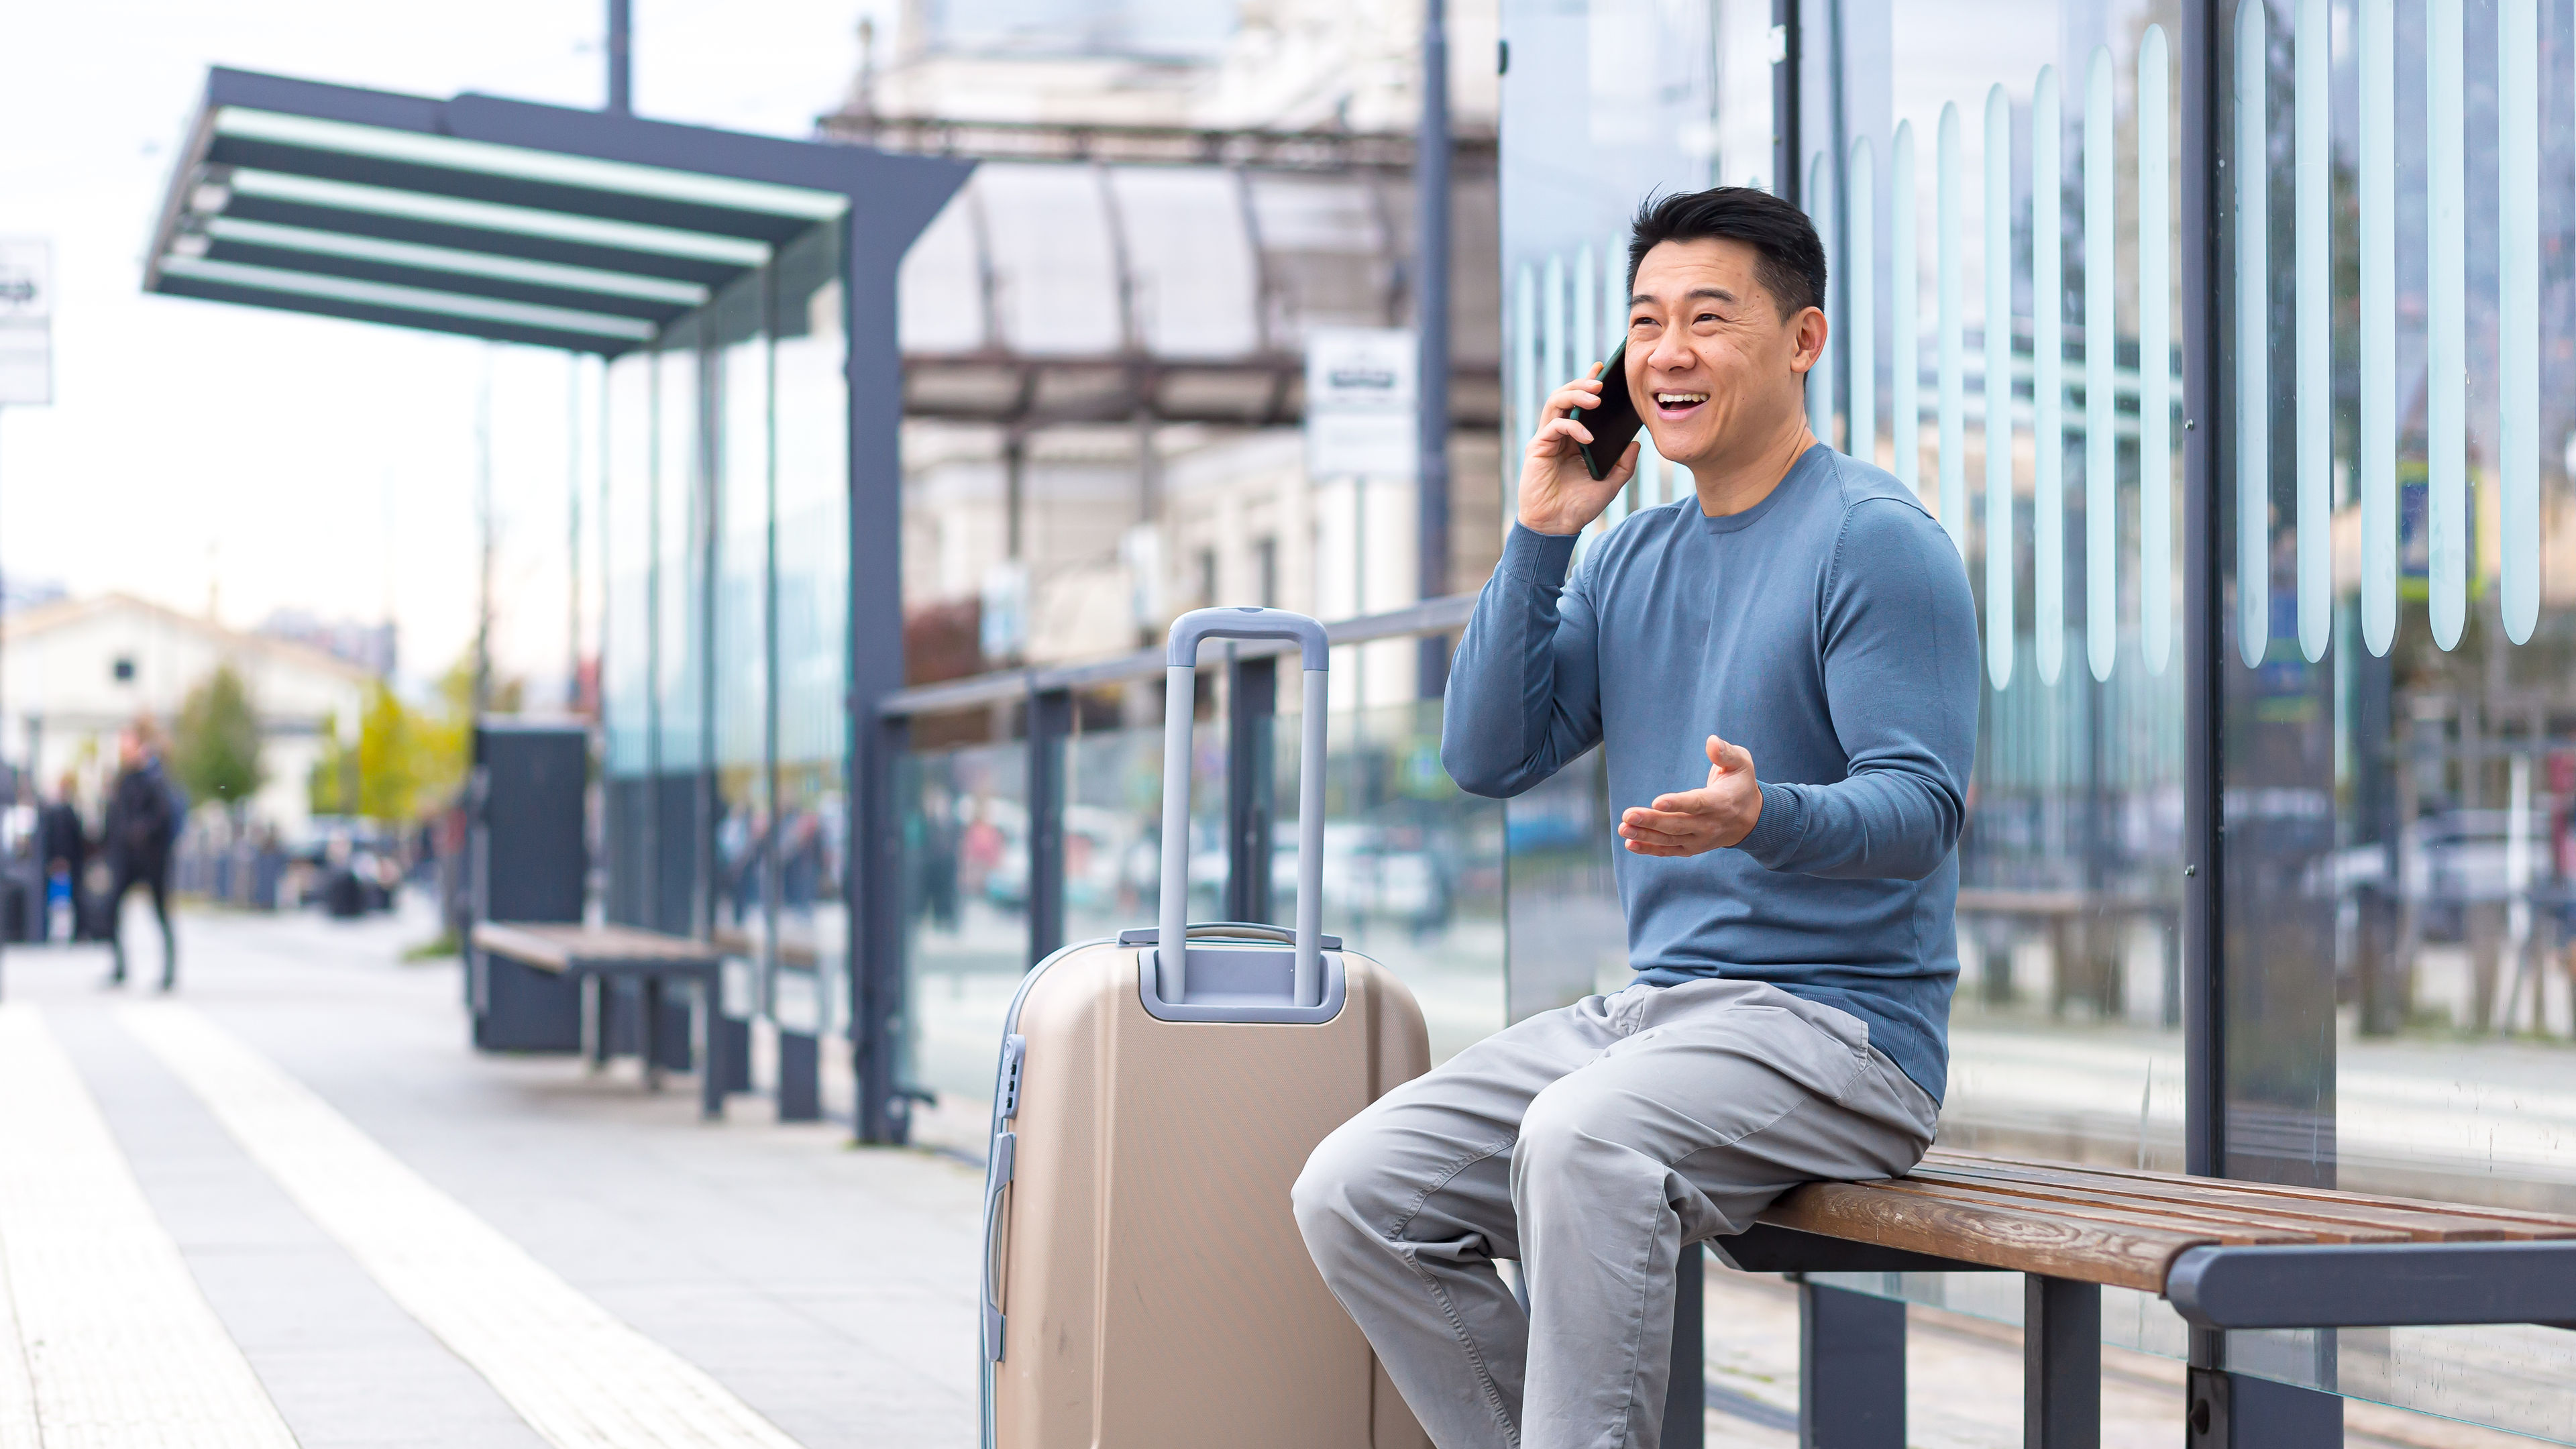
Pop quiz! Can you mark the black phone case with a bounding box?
[1576,341,1644,482]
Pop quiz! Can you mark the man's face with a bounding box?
[1623,237,1822,468]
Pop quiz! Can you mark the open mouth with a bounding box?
[1652,390,1709,419]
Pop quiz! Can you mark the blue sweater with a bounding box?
[1443,445,1980,1102]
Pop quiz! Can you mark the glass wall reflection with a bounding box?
[897,690,1508,1134]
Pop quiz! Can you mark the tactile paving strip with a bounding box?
[0,1003,299,1448]
[119,1001,807,1449]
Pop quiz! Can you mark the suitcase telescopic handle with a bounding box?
[1158,607,1330,1007]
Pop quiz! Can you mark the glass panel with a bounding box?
[710,274,770,971]
[898,740,1028,1150]
[772,225,848,1029]
[2217,0,2576,1434]
[656,317,704,784]
[603,350,653,780]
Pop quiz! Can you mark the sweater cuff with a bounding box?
[1734,782,1807,868]
[1499,522,1582,588]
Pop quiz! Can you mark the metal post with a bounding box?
[2180,0,2233,1391]
[1027,686,1071,963]
[606,0,632,115]
[2024,1276,2100,1448]
[1799,1280,1904,1447]
[1660,1242,1705,1449]
[848,217,913,1146]
[1225,653,1276,923]
[1414,0,1453,701]
[2186,1367,2343,1449]
[1771,0,1801,204]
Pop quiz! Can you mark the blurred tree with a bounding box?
[305,652,521,822]
[171,663,266,818]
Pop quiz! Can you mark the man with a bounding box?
[37,772,89,942]
[1294,188,1978,1448]
[102,722,182,990]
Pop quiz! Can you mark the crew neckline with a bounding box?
[1701,443,1826,535]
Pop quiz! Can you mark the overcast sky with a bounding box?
[0,0,890,695]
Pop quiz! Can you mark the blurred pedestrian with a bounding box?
[37,771,89,942]
[102,721,182,989]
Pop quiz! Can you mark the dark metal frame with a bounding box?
[140,65,970,1137]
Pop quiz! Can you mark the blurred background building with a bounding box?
[832,0,1505,718]
[1,591,369,832]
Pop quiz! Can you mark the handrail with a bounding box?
[876,592,1479,720]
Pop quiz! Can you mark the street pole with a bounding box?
[1414,0,1453,700]
[606,0,632,115]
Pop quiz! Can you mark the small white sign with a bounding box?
[1304,326,1417,478]
[0,238,53,407]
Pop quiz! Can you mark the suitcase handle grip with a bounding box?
[1158,607,1329,1007]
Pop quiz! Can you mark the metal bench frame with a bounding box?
[1657,1218,2576,1448]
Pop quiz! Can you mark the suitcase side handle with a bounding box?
[1158,606,1330,1008]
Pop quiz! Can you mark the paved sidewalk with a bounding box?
[0,901,2543,1448]
[0,902,982,1449]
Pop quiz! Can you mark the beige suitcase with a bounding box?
[979,608,1432,1448]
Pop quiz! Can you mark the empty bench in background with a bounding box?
[1707,1147,2576,1448]
[471,922,733,1120]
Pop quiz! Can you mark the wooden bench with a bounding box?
[1701,1148,2576,1446]
[471,922,734,1120]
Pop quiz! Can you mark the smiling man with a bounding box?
[1295,189,1979,1448]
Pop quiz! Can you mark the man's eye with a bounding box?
[1697,312,1721,324]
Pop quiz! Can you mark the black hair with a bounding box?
[1625,186,1827,320]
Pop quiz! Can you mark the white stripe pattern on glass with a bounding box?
[1849,136,1876,470]
[1543,252,1568,421]
[2295,0,2330,662]
[2427,0,2466,651]
[0,1004,299,1447]
[120,1002,809,1449]
[2234,0,2269,669]
[1939,103,1967,561]
[1808,150,1835,447]
[2035,65,2065,688]
[2141,25,2174,676]
[2499,0,2539,644]
[1984,84,2015,690]
[2086,47,2118,684]
[1892,121,1921,502]
[2359,0,2396,656]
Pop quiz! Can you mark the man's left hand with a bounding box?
[1617,735,1762,857]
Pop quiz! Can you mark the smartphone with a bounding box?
[1573,339,1644,482]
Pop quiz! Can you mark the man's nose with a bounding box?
[1645,333,1696,374]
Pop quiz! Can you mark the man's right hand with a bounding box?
[1517,364,1638,536]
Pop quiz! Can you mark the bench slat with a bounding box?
[1929,1150,2576,1237]
[1906,1165,2516,1243]
[1878,1177,2418,1245]
[1759,1181,2229,1291]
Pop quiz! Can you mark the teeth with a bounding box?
[1655,392,1708,405]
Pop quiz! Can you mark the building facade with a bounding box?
[1,592,370,833]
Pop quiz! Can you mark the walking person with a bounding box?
[37,773,89,943]
[102,722,182,990]
[1293,188,1980,1448]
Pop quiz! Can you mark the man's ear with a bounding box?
[1790,305,1829,375]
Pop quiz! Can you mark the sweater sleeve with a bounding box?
[1734,498,1980,879]
[1438,523,1604,799]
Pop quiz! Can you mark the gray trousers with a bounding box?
[1293,977,1938,1449]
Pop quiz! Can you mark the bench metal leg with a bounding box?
[776,1030,820,1121]
[696,967,722,1121]
[582,974,607,1073]
[1660,1242,1704,1449]
[641,975,665,1091]
[2186,1367,2341,1448]
[1799,1280,1905,1448]
[2025,1275,2100,1448]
